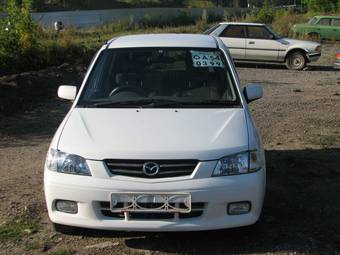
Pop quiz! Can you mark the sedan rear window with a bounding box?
[247,26,273,39]
[332,19,340,26]
[220,25,246,38]
[78,48,240,108]
[318,18,331,25]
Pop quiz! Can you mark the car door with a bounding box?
[245,25,280,61]
[316,18,333,39]
[218,25,246,60]
[331,18,340,40]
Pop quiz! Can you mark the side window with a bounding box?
[318,18,331,25]
[247,26,272,39]
[220,25,245,38]
[332,19,340,26]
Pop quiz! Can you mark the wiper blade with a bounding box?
[82,99,239,108]
[83,99,180,108]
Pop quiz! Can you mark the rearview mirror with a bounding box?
[58,85,77,101]
[243,84,263,103]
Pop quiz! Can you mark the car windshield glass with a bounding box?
[77,48,240,108]
[265,26,281,39]
[308,17,317,24]
[203,24,220,34]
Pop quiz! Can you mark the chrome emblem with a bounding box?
[142,162,160,176]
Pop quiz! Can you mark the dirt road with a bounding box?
[0,62,339,254]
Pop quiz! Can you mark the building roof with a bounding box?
[108,34,218,49]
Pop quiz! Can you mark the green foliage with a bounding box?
[305,0,339,12]
[0,0,40,73]
[0,219,39,242]
[256,0,275,24]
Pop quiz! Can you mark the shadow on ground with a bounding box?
[69,149,340,254]
[0,100,71,148]
[236,62,336,72]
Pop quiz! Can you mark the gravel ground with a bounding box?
[0,45,339,255]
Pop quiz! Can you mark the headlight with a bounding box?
[315,45,321,52]
[46,149,91,176]
[212,150,262,176]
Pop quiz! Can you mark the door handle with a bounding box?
[248,41,255,44]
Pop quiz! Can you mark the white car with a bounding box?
[44,34,266,233]
[205,22,321,70]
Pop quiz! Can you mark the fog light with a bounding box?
[227,202,251,215]
[55,200,78,214]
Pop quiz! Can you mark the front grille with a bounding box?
[98,201,205,220]
[104,159,198,178]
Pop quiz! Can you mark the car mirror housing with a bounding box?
[244,84,263,103]
[58,85,77,101]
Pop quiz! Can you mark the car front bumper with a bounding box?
[44,161,266,232]
[307,52,321,62]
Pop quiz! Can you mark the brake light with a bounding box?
[336,53,340,59]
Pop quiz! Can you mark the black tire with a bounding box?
[52,223,79,234]
[285,51,306,70]
[307,32,320,42]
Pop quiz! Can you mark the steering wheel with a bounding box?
[109,86,147,97]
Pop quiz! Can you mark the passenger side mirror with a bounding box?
[58,85,77,101]
[243,84,263,103]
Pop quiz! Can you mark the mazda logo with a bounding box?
[142,162,160,176]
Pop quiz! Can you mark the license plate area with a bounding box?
[110,193,191,213]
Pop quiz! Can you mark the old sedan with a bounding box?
[205,22,321,70]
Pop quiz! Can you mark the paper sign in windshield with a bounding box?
[191,51,224,68]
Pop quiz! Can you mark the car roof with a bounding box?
[219,22,265,26]
[314,15,340,19]
[107,34,218,49]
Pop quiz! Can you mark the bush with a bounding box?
[0,0,40,74]
[255,0,275,24]
[306,0,339,13]
[271,9,309,37]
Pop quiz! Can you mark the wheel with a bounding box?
[52,223,79,234]
[307,32,320,42]
[285,51,306,70]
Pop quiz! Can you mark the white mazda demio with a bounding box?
[44,34,266,233]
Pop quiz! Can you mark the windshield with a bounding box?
[265,25,281,39]
[77,48,240,108]
[308,17,317,25]
[203,24,220,34]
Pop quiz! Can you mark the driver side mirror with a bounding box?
[243,84,263,103]
[58,85,77,101]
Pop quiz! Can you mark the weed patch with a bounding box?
[0,219,39,242]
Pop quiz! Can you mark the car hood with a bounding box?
[57,108,249,161]
[278,38,319,50]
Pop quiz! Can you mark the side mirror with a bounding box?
[243,84,263,103]
[58,85,77,101]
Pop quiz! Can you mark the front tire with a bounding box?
[286,51,306,70]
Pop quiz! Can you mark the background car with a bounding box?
[335,49,340,69]
[206,22,321,70]
[292,16,340,41]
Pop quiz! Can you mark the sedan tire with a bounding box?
[286,51,306,70]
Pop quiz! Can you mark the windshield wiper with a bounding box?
[82,99,240,108]
[83,99,180,108]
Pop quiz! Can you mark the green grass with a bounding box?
[0,219,39,242]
